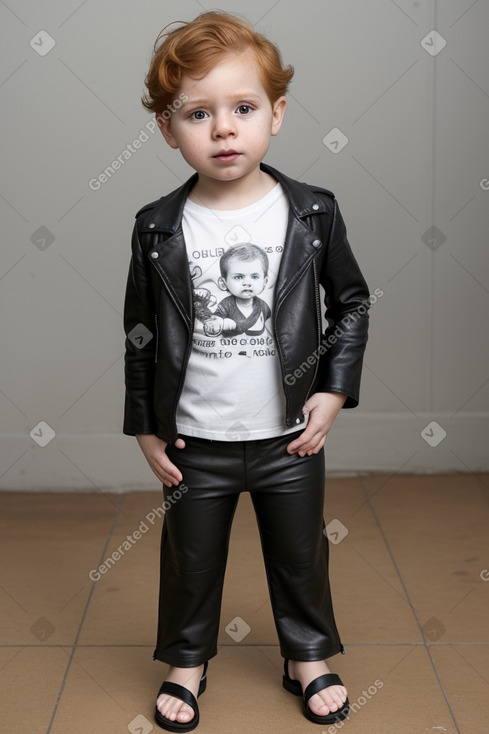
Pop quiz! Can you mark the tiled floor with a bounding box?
[1,473,488,733]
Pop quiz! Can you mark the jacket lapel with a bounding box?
[149,232,193,327]
[140,174,198,326]
[259,164,329,308]
[273,208,322,308]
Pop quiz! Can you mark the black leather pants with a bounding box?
[153,432,344,667]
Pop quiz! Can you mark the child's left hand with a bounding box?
[286,392,347,457]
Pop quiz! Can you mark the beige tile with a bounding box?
[0,492,118,645]
[332,644,459,734]
[79,492,162,645]
[1,646,68,732]
[49,646,156,734]
[322,476,422,644]
[361,474,489,642]
[430,643,489,731]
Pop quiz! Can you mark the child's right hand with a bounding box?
[136,434,185,488]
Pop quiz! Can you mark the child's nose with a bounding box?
[212,113,236,138]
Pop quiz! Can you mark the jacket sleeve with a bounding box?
[123,219,158,435]
[316,198,370,408]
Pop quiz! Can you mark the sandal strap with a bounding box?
[304,673,343,704]
[156,681,198,712]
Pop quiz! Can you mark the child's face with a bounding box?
[158,48,286,189]
[221,257,268,300]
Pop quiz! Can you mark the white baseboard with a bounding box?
[0,412,487,491]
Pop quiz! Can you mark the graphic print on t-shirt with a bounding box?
[191,243,272,343]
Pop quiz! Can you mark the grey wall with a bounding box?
[1,0,488,490]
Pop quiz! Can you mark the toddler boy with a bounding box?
[124,9,369,731]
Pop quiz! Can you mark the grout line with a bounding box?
[2,640,488,649]
[43,494,127,734]
[358,472,462,733]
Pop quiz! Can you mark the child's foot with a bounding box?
[156,663,205,724]
[288,660,348,717]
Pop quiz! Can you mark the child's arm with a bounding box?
[123,218,185,487]
[288,196,369,456]
[123,219,158,435]
[314,198,370,408]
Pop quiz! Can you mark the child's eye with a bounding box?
[236,105,252,115]
[190,110,208,120]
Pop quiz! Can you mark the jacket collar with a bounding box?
[261,163,330,218]
[137,163,329,234]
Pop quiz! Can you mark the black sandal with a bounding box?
[155,662,208,732]
[282,659,350,725]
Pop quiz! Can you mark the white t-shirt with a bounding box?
[176,182,301,441]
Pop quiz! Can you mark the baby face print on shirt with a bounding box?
[192,244,272,338]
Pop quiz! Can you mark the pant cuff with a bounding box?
[280,641,345,661]
[153,647,218,667]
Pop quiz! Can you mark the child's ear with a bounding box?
[217,276,228,291]
[156,114,179,149]
[271,96,287,136]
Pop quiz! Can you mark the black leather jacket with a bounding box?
[123,163,369,444]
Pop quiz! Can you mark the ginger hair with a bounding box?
[141,10,294,115]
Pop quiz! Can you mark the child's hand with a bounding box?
[203,315,224,336]
[136,434,185,487]
[286,392,347,457]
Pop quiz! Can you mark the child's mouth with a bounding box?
[214,150,240,162]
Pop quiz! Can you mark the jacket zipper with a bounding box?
[304,258,322,403]
[154,313,159,363]
[273,310,289,422]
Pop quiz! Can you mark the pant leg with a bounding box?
[245,434,344,661]
[153,437,242,667]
